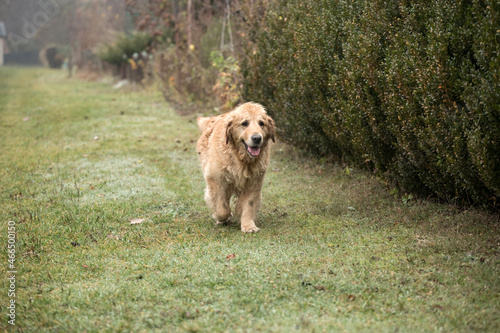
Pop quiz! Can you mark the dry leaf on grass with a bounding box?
[226,253,236,260]
[130,218,145,224]
[416,235,434,246]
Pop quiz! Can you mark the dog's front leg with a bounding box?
[205,178,232,224]
[236,191,261,233]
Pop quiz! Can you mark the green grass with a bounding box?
[0,67,499,332]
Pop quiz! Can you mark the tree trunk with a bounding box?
[187,0,192,49]
[173,0,181,88]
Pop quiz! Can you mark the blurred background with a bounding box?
[0,0,254,111]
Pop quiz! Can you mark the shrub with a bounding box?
[98,32,152,81]
[39,44,70,69]
[241,0,499,207]
[210,51,242,110]
[98,32,152,66]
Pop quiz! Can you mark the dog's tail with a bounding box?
[196,116,211,131]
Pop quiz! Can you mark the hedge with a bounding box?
[241,0,499,207]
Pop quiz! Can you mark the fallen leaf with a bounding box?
[130,218,145,224]
[226,253,236,260]
[314,285,326,291]
[347,295,356,301]
[416,235,434,246]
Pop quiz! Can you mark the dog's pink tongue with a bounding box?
[248,146,261,156]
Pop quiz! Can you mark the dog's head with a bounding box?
[225,102,275,159]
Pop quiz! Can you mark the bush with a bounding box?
[98,32,152,81]
[154,44,216,107]
[210,51,242,109]
[39,44,69,69]
[241,0,499,207]
[98,32,152,66]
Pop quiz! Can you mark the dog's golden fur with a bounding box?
[196,102,275,232]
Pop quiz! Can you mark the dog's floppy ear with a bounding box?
[225,120,233,144]
[267,116,276,143]
[197,116,210,131]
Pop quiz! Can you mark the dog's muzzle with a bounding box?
[243,135,262,157]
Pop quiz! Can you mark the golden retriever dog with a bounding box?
[196,102,275,232]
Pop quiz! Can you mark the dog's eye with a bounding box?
[241,121,249,127]
[258,121,265,127]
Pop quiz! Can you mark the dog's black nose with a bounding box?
[251,135,262,144]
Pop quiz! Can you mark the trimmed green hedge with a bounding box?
[242,0,499,207]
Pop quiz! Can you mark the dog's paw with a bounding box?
[216,215,232,225]
[241,226,260,233]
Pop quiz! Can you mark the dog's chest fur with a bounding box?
[222,155,268,192]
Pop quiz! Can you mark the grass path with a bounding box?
[0,67,499,332]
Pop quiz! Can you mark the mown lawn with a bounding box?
[0,67,499,332]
